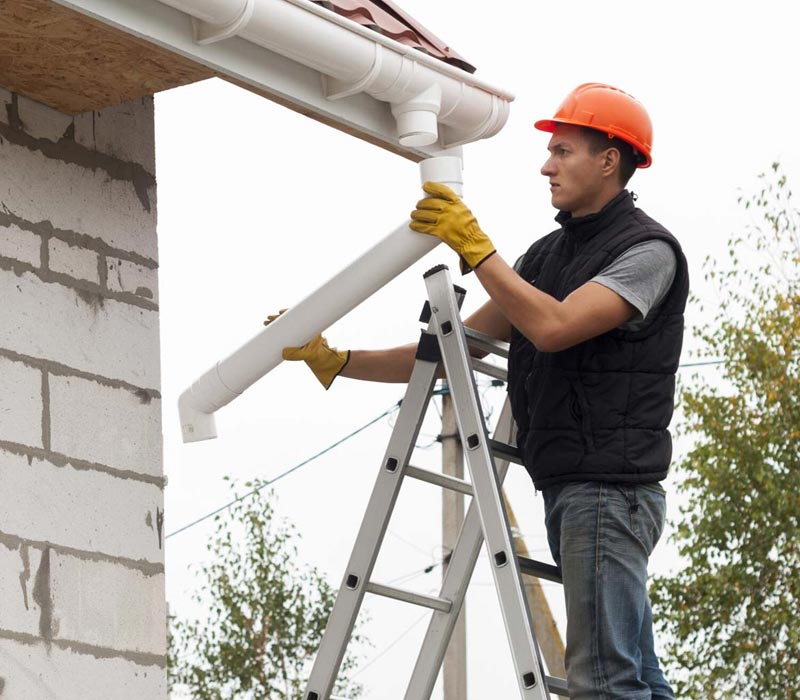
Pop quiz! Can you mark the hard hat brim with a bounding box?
[534,118,558,133]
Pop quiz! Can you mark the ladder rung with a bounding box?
[546,674,570,697]
[488,439,523,465]
[470,357,508,382]
[365,582,452,613]
[405,465,474,496]
[464,327,510,358]
[518,556,562,584]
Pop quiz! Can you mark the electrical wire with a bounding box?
[384,559,442,586]
[166,401,401,540]
[678,359,725,368]
[386,530,436,558]
[346,611,430,681]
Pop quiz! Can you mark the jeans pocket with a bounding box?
[630,485,666,555]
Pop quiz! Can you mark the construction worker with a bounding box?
[277,83,688,699]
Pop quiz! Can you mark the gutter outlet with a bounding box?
[391,84,442,147]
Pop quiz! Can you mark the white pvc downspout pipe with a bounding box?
[179,153,463,442]
[156,0,513,147]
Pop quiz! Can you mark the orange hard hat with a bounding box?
[535,83,653,168]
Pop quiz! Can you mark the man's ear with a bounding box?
[601,147,621,179]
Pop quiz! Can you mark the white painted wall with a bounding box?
[0,90,165,699]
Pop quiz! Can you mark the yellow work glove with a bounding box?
[264,311,350,390]
[409,181,496,274]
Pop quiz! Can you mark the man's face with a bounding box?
[540,124,609,217]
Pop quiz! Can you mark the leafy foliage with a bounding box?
[651,164,800,699]
[168,481,365,699]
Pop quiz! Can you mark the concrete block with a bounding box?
[0,540,43,638]
[46,550,166,655]
[106,257,159,303]
[0,449,164,564]
[0,356,43,448]
[0,138,157,261]
[73,97,156,175]
[0,269,160,388]
[0,221,41,266]
[49,374,162,479]
[0,639,166,700]
[48,238,100,284]
[15,95,74,143]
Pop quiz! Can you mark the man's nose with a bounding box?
[541,156,555,177]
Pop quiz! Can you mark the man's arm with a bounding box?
[409,181,638,352]
[340,298,511,383]
[475,253,638,352]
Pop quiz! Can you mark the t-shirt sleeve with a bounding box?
[591,240,677,321]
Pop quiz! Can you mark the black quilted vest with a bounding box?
[507,190,689,489]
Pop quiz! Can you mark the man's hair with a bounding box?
[581,126,640,186]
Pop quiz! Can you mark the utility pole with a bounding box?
[441,382,467,700]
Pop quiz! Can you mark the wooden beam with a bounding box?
[0,0,213,113]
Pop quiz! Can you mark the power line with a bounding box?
[166,401,401,540]
[346,611,430,681]
[166,382,500,541]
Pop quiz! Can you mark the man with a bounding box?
[278,83,687,699]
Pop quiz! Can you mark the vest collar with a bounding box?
[555,189,635,239]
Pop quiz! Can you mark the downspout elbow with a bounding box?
[178,390,218,443]
[178,364,240,442]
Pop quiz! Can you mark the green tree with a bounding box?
[168,480,366,699]
[652,164,800,699]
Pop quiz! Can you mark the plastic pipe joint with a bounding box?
[391,84,442,148]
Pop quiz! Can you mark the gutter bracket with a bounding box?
[192,0,255,44]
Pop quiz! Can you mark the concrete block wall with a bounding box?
[0,90,165,699]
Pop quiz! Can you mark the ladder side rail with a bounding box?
[304,343,441,700]
[424,266,551,700]
[404,398,515,700]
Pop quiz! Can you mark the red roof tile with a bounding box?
[312,0,476,74]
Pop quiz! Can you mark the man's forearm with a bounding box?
[339,344,419,383]
[475,253,564,351]
[474,252,638,352]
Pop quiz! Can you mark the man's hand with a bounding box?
[264,310,350,389]
[410,181,496,274]
[282,335,350,390]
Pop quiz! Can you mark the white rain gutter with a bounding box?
[156,0,513,147]
[167,0,515,441]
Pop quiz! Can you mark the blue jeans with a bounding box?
[542,481,674,700]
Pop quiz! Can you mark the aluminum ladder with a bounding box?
[304,264,568,700]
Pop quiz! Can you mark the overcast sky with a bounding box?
[156,1,800,697]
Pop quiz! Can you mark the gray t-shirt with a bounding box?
[592,240,676,331]
[514,240,677,332]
